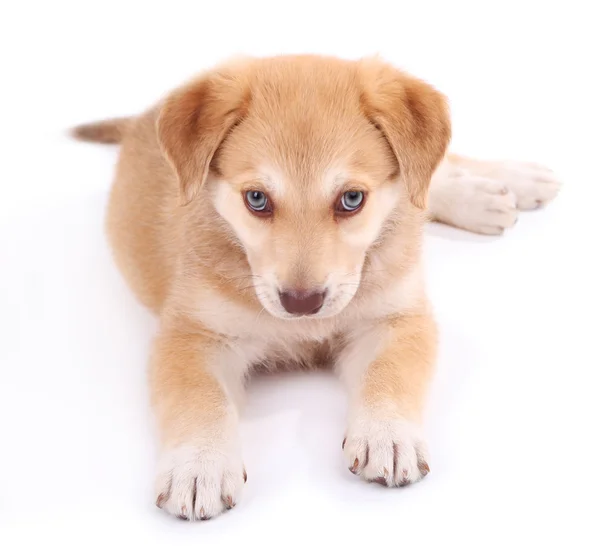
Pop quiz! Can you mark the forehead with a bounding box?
[216,57,396,191]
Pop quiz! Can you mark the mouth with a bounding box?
[272,309,331,321]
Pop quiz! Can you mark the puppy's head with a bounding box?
[158,56,450,319]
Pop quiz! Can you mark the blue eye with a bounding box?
[339,190,364,212]
[244,190,272,216]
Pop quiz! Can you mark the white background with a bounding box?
[1,1,599,551]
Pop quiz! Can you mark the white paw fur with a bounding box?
[343,414,430,487]
[155,442,246,521]
[429,158,561,235]
[429,171,519,235]
[474,161,561,210]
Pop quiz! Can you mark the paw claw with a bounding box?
[199,507,211,520]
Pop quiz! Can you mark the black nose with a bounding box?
[279,289,326,316]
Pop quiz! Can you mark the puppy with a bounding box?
[73,55,560,520]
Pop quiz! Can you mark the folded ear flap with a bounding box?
[156,70,249,205]
[359,59,451,209]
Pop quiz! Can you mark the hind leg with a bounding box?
[429,154,561,234]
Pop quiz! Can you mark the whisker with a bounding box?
[222,274,264,283]
[237,284,270,293]
[253,306,266,325]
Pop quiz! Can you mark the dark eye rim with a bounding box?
[243,189,274,217]
[334,190,367,217]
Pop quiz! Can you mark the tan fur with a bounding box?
[73,54,560,519]
[149,324,230,447]
[361,313,438,421]
[71,117,130,144]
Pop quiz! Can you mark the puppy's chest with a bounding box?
[236,315,350,373]
[252,334,346,373]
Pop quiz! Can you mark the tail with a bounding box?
[70,116,132,144]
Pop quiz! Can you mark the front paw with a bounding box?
[155,441,246,521]
[343,415,430,487]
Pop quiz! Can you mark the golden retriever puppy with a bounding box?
[73,55,560,521]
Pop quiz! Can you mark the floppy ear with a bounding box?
[156,70,249,205]
[359,59,451,209]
